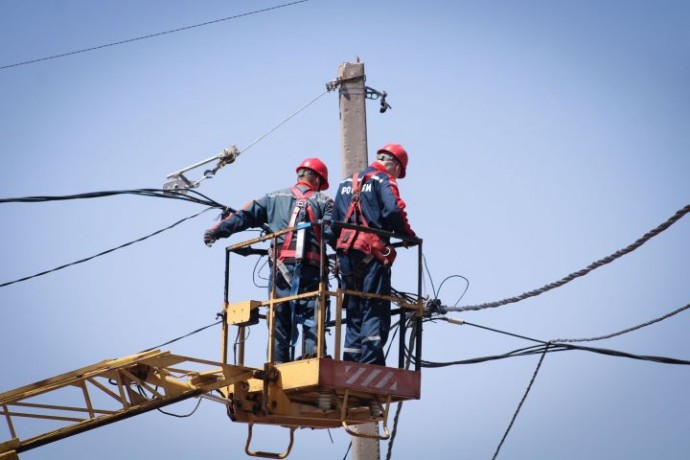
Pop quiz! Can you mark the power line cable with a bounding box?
[141,318,222,353]
[0,188,226,209]
[453,203,690,313]
[410,300,690,459]
[341,441,352,460]
[0,1,309,71]
[560,342,690,365]
[240,88,331,155]
[385,317,417,460]
[552,301,690,344]
[0,208,214,288]
[168,86,331,190]
[417,309,690,458]
[413,341,555,368]
[419,299,690,368]
[415,332,690,368]
[491,344,550,460]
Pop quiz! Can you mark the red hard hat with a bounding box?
[377,143,408,178]
[296,157,329,190]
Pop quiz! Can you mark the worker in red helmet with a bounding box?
[204,157,333,363]
[331,143,417,366]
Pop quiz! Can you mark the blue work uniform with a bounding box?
[332,162,415,366]
[208,182,333,363]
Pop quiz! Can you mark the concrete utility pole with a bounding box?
[336,60,380,460]
[338,60,369,176]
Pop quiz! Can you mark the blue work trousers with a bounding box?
[269,263,322,363]
[338,251,391,366]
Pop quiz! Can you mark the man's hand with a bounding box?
[204,229,217,247]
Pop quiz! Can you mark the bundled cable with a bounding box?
[0,188,227,209]
[418,300,690,368]
[452,204,690,313]
[417,303,690,459]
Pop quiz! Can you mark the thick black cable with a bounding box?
[341,441,352,460]
[184,188,230,209]
[417,308,690,459]
[157,396,203,418]
[0,188,227,209]
[491,344,550,460]
[386,401,405,460]
[559,342,690,365]
[414,343,562,368]
[420,299,690,367]
[135,384,204,418]
[385,313,418,460]
[390,287,418,304]
[0,208,214,288]
[453,203,690,312]
[416,337,690,368]
[0,1,309,71]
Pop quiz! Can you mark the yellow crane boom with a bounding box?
[0,349,255,459]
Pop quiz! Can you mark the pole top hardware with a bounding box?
[365,86,391,113]
[164,145,240,192]
[325,78,391,114]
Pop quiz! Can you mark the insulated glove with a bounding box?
[203,229,217,247]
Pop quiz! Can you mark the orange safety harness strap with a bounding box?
[275,186,323,349]
[336,171,396,266]
[279,187,321,264]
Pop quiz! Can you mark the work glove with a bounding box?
[204,229,217,247]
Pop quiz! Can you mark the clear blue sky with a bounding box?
[1,1,689,459]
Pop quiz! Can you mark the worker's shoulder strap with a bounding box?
[337,171,397,265]
[278,186,321,263]
[290,185,312,201]
[343,170,378,227]
[288,186,318,228]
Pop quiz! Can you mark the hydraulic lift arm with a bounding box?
[0,349,255,458]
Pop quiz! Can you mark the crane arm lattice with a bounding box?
[0,349,254,457]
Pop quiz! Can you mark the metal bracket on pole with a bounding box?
[163,145,240,192]
[365,86,391,113]
[325,80,392,114]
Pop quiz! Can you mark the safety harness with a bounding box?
[278,187,322,265]
[275,186,323,349]
[336,171,397,266]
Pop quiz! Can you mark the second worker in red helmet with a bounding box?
[331,143,417,366]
